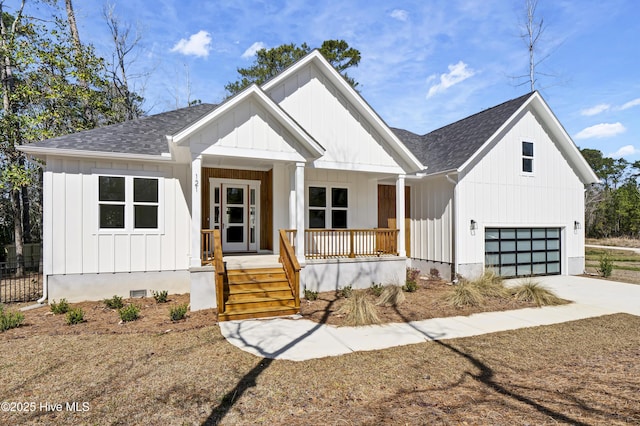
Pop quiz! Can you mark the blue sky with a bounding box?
[12,0,640,161]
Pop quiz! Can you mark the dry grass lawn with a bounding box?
[1,293,639,425]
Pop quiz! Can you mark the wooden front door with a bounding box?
[378,185,411,257]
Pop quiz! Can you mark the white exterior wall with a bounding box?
[410,176,454,264]
[456,110,586,276]
[266,63,405,174]
[188,99,307,162]
[44,157,191,277]
[305,168,378,228]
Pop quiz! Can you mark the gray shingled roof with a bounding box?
[26,103,218,156]
[393,92,533,175]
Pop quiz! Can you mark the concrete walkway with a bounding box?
[585,244,640,254]
[219,275,640,361]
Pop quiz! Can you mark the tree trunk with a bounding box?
[11,188,24,277]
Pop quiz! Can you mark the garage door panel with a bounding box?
[485,227,561,278]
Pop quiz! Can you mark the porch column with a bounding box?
[190,155,202,268]
[396,175,407,257]
[294,162,305,261]
[289,166,296,230]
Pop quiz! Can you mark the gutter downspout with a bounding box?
[445,173,458,283]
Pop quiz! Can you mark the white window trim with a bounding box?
[94,171,165,235]
[521,140,534,175]
[306,183,350,229]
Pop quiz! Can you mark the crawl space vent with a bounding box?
[130,289,147,298]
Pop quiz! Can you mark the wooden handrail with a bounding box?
[279,229,300,309]
[212,229,225,314]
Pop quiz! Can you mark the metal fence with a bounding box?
[0,256,43,303]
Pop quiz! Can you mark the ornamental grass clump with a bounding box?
[444,280,484,308]
[376,284,405,307]
[510,280,564,307]
[473,270,509,298]
[337,290,380,326]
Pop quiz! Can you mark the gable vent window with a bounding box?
[522,141,534,173]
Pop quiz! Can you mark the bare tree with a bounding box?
[103,3,144,120]
[511,0,558,92]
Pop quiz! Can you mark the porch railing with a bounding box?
[279,229,300,308]
[201,229,217,265]
[285,228,399,259]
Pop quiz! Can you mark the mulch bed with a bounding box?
[300,278,541,326]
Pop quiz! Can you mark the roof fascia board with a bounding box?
[262,51,424,173]
[17,145,173,163]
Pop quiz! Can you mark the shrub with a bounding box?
[152,290,169,304]
[403,267,420,292]
[376,285,405,307]
[510,280,564,307]
[338,284,353,298]
[403,280,418,292]
[50,298,70,314]
[169,304,188,321]
[104,295,124,309]
[369,282,384,297]
[118,304,140,322]
[304,288,318,301]
[337,290,380,326]
[406,267,420,282]
[0,305,24,332]
[66,307,85,325]
[444,281,484,308]
[597,253,614,278]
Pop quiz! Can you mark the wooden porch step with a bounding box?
[218,306,299,321]
[218,265,299,321]
[224,296,296,312]
[226,285,293,300]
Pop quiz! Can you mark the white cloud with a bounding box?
[241,41,266,59]
[390,9,409,21]
[580,103,610,116]
[574,122,626,140]
[426,61,476,99]
[608,145,639,158]
[170,30,212,57]
[620,97,640,110]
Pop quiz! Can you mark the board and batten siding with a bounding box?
[410,177,454,264]
[45,157,191,276]
[305,168,378,229]
[188,97,308,162]
[455,109,586,270]
[266,62,405,173]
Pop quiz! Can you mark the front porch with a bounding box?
[199,227,406,320]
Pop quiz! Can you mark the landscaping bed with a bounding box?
[300,275,567,326]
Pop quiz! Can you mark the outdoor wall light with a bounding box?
[574,220,581,230]
[470,219,477,231]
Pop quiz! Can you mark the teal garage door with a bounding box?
[485,228,561,277]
